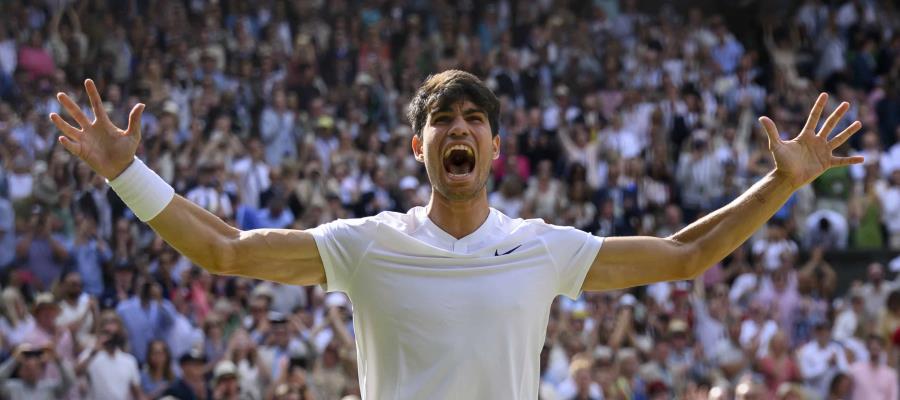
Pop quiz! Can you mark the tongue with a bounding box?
[448,162,471,175]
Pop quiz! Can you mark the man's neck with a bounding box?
[426,191,491,239]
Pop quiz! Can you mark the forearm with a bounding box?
[55,359,75,395]
[0,358,16,380]
[148,195,238,272]
[671,170,796,276]
[48,237,70,260]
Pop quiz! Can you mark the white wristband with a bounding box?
[107,158,175,222]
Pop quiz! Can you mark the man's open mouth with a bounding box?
[442,144,476,177]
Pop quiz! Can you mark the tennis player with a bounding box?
[50,70,862,399]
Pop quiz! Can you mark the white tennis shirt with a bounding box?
[309,206,604,399]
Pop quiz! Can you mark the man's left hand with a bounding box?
[758,92,864,189]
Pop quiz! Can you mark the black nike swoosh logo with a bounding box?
[494,244,522,256]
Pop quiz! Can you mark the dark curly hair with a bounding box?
[406,70,500,137]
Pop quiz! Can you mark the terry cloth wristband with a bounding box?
[107,157,175,222]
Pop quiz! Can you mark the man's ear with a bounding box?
[411,134,425,163]
[492,135,501,160]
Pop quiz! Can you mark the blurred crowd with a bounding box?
[0,0,899,399]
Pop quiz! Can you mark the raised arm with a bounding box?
[50,79,325,286]
[583,93,863,291]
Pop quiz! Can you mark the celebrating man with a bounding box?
[50,70,862,399]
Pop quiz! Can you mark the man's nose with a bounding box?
[447,115,470,137]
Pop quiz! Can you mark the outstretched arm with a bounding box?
[583,93,863,291]
[50,80,325,286]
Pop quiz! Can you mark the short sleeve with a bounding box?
[541,226,604,299]
[129,357,141,385]
[307,218,374,293]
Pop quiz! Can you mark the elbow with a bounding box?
[674,241,706,280]
[205,230,241,275]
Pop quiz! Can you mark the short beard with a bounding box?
[430,171,488,202]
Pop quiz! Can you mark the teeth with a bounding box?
[443,144,474,159]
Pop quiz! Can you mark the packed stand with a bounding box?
[1,0,900,399]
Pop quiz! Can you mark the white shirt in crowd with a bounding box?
[878,183,900,235]
[739,319,778,358]
[752,238,798,271]
[56,293,93,344]
[309,206,604,400]
[798,339,849,398]
[78,348,141,400]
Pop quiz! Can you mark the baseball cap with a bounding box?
[32,293,59,313]
[178,349,207,364]
[212,360,238,384]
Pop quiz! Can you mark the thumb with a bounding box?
[758,116,782,149]
[126,103,146,138]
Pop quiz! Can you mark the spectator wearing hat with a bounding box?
[76,311,142,400]
[99,259,137,309]
[212,360,251,400]
[0,343,74,400]
[163,349,211,400]
[22,293,75,368]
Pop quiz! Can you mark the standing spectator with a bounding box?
[752,219,798,272]
[860,263,898,322]
[76,311,143,400]
[232,138,270,210]
[260,88,298,166]
[15,208,71,290]
[116,281,175,364]
[55,270,95,347]
[879,169,900,249]
[70,213,111,296]
[798,322,848,398]
[676,133,723,218]
[848,335,898,400]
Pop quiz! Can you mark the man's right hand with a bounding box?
[49,79,145,180]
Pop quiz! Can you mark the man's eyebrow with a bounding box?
[429,106,486,117]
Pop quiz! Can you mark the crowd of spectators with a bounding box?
[1,0,900,399]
